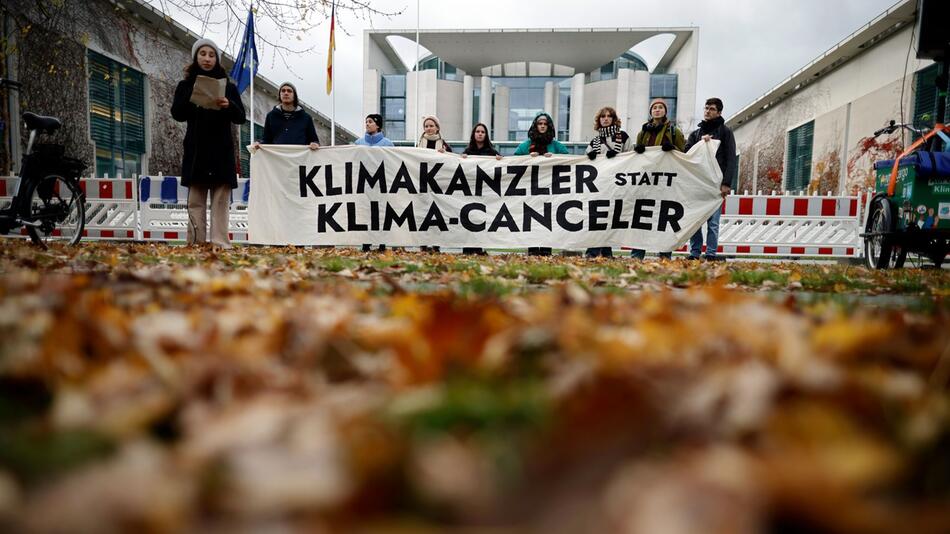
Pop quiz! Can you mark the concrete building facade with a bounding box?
[729,0,934,195]
[0,0,355,179]
[362,28,699,147]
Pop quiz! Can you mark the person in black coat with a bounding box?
[460,123,501,255]
[253,82,320,149]
[171,38,246,248]
[684,97,736,261]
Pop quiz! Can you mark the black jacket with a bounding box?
[685,116,737,189]
[462,144,499,156]
[262,106,320,145]
[171,77,246,188]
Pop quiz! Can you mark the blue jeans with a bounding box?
[690,206,722,258]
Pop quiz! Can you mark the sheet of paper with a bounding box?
[190,75,226,110]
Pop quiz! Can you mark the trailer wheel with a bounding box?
[864,195,903,269]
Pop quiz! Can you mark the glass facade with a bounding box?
[493,77,571,141]
[380,75,406,141]
[650,73,678,121]
[588,52,649,82]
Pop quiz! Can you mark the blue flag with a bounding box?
[230,7,258,94]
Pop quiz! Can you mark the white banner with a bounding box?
[248,142,724,249]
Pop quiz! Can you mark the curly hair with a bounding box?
[593,107,620,131]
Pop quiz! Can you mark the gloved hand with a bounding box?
[606,149,617,158]
[633,144,646,154]
[587,151,597,160]
[661,141,674,152]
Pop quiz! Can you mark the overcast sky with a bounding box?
[154,0,901,135]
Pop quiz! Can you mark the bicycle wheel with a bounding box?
[23,174,85,246]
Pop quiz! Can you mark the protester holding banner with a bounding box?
[585,107,631,258]
[514,112,569,157]
[684,97,736,261]
[356,114,392,251]
[416,116,453,153]
[459,123,502,255]
[253,82,320,149]
[417,115,452,252]
[461,123,502,159]
[630,98,686,260]
[355,114,394,147]
[171,38,246,248]
[515,112,568,256]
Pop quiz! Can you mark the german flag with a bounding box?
[326,0,335,95]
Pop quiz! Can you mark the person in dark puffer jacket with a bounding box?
[254,82,320,149]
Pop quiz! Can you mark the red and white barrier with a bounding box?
[3,175,873,258]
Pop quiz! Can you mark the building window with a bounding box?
[380,75,406,140]
[785,121,814,192]
[472,86,480,127]
[87,50,146,177]
[239,121,264,179]
[650,73,678,121]
[913,63,938,138]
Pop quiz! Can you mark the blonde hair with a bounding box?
[593,107,620,130]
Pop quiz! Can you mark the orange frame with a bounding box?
[887,123,950,197]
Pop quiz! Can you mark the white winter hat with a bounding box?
[191,38,221,61]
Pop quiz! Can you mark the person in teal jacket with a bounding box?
[514,112,568,256]
[513,112,569,157]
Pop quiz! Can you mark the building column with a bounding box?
[363,69,380,116]
[406,69,437,141]
[630,70,650,128]
[479,76,492,128]
[493,85,510,141]
[462,75,474,135]
[568,73,585,142]
[544,81,557,118]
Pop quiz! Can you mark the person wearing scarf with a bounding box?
[583,107,632,257]
[630,98,685,260]
[416,115,453,153]
[514,112,569,256]
[171,37,246,249]
[417,116,451,252]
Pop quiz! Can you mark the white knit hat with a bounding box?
[191,38,221,62]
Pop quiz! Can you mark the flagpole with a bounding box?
[331,37,336,146]
[415,0,420,141]
[249,0,255,142]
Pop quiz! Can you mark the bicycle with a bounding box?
[0,78,86,247]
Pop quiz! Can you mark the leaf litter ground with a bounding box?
[0,241,949,533]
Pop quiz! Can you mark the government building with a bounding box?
[361,28,699,151]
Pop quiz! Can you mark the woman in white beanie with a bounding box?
[171,38,246,248]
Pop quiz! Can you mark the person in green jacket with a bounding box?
[630,98,686,260]
[514,112,568,256]
[513,112,569,157]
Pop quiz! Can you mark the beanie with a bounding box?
[649,98,668,116]
[191,38,221,62]
[366,114,384,130]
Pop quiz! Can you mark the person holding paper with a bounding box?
[171,38,246,248]
[514,112,568,257]
[253,82,320,149]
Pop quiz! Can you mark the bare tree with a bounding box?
[150,0,405,72]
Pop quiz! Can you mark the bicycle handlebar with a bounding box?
[874,120,924,137]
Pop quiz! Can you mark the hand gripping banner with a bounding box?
[248,142,724,249]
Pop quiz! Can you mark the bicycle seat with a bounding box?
[22,112,61,133]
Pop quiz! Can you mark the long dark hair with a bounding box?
[183,48,228,80]
[528,112,556,149]
[466,123,495,153]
